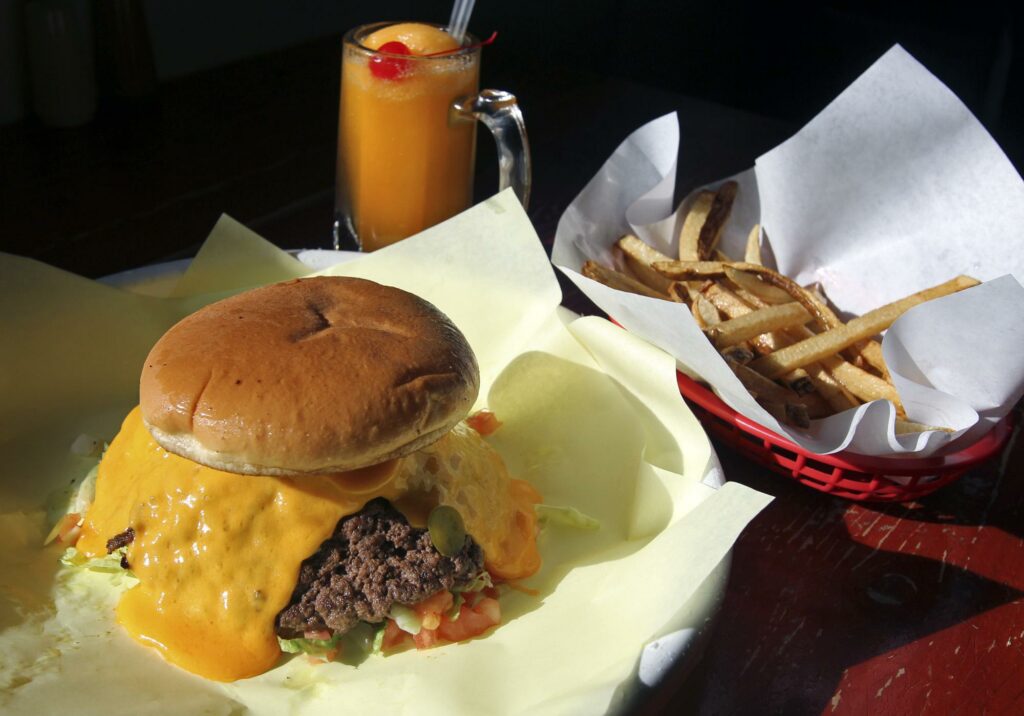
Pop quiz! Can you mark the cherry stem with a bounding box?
[423,31,498,57]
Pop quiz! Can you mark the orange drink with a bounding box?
[336,23,478,251]
[333,22,531,252]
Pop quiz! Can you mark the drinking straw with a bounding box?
[447,0,476,45]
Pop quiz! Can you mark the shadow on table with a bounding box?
[653,435,1024,716]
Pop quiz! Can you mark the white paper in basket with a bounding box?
[553,45,1024,457]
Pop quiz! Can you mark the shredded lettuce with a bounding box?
[278,633,340,656]
[447,592,465,621]
[535,504,601,531]
[454,571,493,593]
[61,546,132,574]
[59,546,138,591]
[280,622,385,665]
[371,623,386,654]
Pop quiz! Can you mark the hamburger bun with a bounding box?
[139,276,479,475]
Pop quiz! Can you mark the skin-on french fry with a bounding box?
[704,302,812,348]
[744,224,762,265]
[749,275,979,379]
[820,354,904,414]
[724,266,793,304]
[617,235,675,294]
[760,400,811,430]
[895,420,954,435]
[698,181,738,260]
[655,259,843,331]
[582,261,667,300]
[799,390,835,419]
[721,345,756,365]
[785,324,886,412]
[785,370,815,396]
[701,282,784,356]
[726,357,803,406]
[692,294,721,328]
[855,339,890,379]
[654,259,729,280]
[803,364,860,413]
[585,219,973,431]
[678,191,715,261]
[666,282,691,306]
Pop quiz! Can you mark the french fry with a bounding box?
[744,224,762,265]
[785,371,816,396]
[855,339,890,379]
[760,400,811,430]
[654,260,731,280]
[582,261,667,300]
[786,324,885,412]
[698,181,738,260]
[725,351,813,429]
[692,294,721,328]
[705,302,812,348]
[750,276,979,379]
[803,363,860,413]
[799,390,836,419]
[726,357,802,405]
[655,259,844,330]
[581,198,977,433]
[820,355,904,413]
[666,281,691,306]
[721,345,756,365]
[702,282,783,355]
[895,420,954,435]
[724,266,793,304]
[617,235,675,294]
[678,191,714,261]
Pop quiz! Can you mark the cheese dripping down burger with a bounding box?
[75,276,542,682]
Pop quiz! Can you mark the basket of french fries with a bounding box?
[553,47,1024,501]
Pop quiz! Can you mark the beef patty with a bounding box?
[275,498,485,638]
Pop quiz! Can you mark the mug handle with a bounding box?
[452,90,532,210]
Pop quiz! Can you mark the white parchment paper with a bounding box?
[553,46,1024,457]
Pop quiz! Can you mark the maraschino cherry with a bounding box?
[370,41,412,80]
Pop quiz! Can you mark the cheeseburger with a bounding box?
[73,276,542,681]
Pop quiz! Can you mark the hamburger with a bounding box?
[71,276,542,682]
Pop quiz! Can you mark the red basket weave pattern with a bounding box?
[676,372,1016,502]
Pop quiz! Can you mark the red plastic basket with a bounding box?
[676,371,1017,502]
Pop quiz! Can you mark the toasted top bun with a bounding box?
[139,277,479,475]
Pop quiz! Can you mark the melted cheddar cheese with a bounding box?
[78,407,541,682]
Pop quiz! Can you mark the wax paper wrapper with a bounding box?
[0,191,770,715]
[553,45,1024,457]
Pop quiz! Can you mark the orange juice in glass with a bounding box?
[334,22,530,251]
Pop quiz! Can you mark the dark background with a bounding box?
[1,0,1021,272]
[3,6,1023,714]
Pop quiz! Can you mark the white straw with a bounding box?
[446,0,476,46]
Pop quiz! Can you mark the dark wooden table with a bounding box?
[3,37,1022,716]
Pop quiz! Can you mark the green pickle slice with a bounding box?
[428,505,467,556]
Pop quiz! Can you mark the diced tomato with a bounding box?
[303,629,331,641]
[412,627,439,649]
[381,619,409,652]
[436,597,501,643]
[413,590,454,618]
[466,410,502,436]
[45,512,83,547]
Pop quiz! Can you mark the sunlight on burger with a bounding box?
[69,276,543,681]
